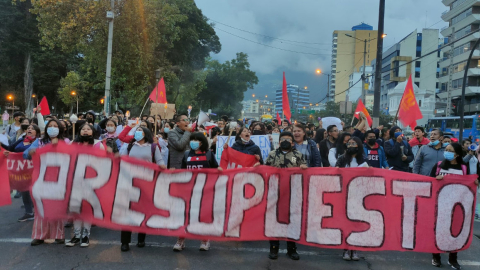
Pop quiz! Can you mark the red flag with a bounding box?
[149,78,167,104]
[398,75,423,129]
[354,99,372,127]
[220,147,258,170]
[38,97,51,116]
[282,72,291,121]
[276,112,281,124]
[0,153,12,206]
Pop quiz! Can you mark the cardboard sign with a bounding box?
[150,103,175,120]
[19,143,477,253]
[322,117,343,131]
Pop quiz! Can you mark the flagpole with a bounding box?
[138,98,149,119]
[154,70,161,135]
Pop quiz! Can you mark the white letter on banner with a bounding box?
[111,161,154,226]
[436,184,474,251]
[69,154,112,219]
[226,172,265,237]
[346,177,386,247]
[306,175,342,245]
[265,174,302,240]
[187,174,228,236]
[32,153,71,217]
[392,181,432,250]
[147,171,192,229]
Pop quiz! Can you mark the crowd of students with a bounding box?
[3,108,479,269]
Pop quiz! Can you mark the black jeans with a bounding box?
[21,191,33,214]
[270,240,296,250]
[121,231,146,244]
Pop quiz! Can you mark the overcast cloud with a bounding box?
[195,0,448,103]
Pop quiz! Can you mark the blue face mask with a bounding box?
[443,143,450,148]
[444,151,455,161]
[429,140,440,146]
[394,132,403,139]
[190,141,200,150]
[164,127,170,133]
[134,131,144,141]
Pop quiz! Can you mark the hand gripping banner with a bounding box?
[26,143,477,253]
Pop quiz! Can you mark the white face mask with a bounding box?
[106,126,115,133]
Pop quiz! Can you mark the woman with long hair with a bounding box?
[173,132,222,252]
[119,126,165,252]
[335,136,367,261]
[24,119,67,246]
[292,123,321,167]
[328,132,351,168]
[313,128,326,148]
[229,127,263,165]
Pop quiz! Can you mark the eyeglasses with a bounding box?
[280,138,292,142]
[346,143,358,147]
[180,119,190,123]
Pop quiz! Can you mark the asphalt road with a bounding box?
[1,198,480,270]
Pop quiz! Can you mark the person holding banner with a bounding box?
[292,124,321,167]
[335,137,368,261]
[265,131,307,260]
[429,143,475,270]
[172,132,222,252]
[230,127,263,166]
[99,119,122,151]
[24,119,67,246]
[319,125,339,167]
[328,132,351,168]
[119,126,166,252]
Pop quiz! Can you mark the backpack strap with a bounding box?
[126,140,135,155]
[436,161,442,175]
[151,143,157,163]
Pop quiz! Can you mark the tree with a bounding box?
[198,53,258,117]
[58,71,86,113]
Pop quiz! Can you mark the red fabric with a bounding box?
[0,153,12,206]
[281,72,291,121]
[23,136,36,144]
[149,78,167,104]
[398,75,423,129]
[32,216,64,240]
[276,112,281,125]
[409,137,430,147]
[38,97,51,116]
[354,99,372,127]
[23,143,478,253]
[118,125,133,143]
[220,147,258,169]
[6,153,34,192]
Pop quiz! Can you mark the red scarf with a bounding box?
[23,136,36,144]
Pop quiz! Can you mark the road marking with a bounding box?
[459,260,480,266]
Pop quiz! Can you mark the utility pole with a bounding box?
[372,0,385,128]
[446,27,455,116]
[362,39,367,103]
[104,0,115,116]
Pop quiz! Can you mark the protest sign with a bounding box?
[271,133,279,150]
[150,103,175,120]
[322,117,343,131]
[18,143,478,253]
[215,135,270,164]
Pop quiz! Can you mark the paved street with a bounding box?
[0,198,479,270]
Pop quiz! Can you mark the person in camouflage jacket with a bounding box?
[264,131,307,261]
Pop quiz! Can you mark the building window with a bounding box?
[415,72,420,78]
[415,61,421,68]
[454,25,472,40]
[415,82,420,87]
[452,7,472,25]
[416,51,421,57]
[419,100,422,107]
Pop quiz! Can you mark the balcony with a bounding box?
[442,0,456,6]
[437,86,480,99]
[441,0,480,21]
[441,14,480,37]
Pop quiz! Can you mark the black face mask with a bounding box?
[79,135,94,143]
[280,140,292,150]
[367,138,376,146]
[346,147,358,155]
[252,130,262,135]
[21,124,29,130]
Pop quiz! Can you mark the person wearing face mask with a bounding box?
[8,118,30,145]
[264,131,307,261]
[413,129,446,176]
[363,130,389,168]
[384,126,414,172]
[5,111,24,142]
[319,125,339,167]
[85,110,102,139]
[292,123,321,167]
[168,114,193,169]
[172,132,222,252]
[335,137,367,261]
[119,126,165,252]
[230,127,263,165]
[443,136,452,145]
[100,119,122,152]
[2,124,41,222]
[429,143,476,270]
[24,119,67,246]
[328,132,351,167]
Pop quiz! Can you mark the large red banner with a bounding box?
[220,147,257,169]
[21,143,478,253]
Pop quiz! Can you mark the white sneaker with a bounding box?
[199,240,210,251]
[343,250,351,261]
[173,239,185,251]
[351,250,360,261]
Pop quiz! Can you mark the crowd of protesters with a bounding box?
[2,107,479,270]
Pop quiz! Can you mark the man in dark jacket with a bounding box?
[364,130,389,168]
[85,110,102,139]
[168,114,192,169]
[384,126,414,171]
[319,125,338,167]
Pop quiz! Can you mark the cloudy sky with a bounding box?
[195,0,448,104]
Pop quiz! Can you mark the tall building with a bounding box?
[439,1,480,116]
[330,23,378,103]
[241,99,275,120]
[370,29,441,115]
[275,84,310,119]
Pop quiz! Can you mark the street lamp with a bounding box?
[315,69,331,102]
[304,86,308,90]
[71,91,79,115]
[252,94,256,98]
[7,95,14,119]
[188,105,192,118]
[265,95,268,98]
